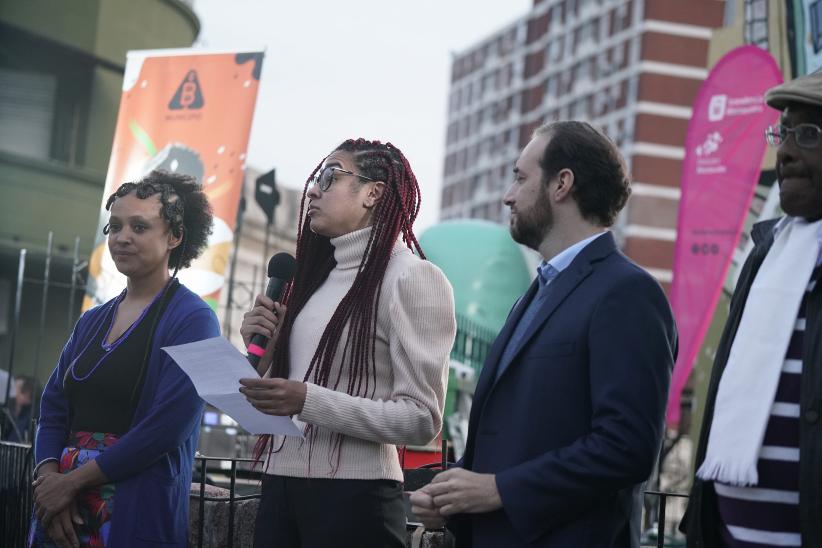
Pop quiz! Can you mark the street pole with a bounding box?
[4,249,26,409]
[224,194,246,337]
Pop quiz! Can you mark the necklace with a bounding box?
[68,280,172,382]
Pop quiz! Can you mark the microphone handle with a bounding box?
[247,277,288,368]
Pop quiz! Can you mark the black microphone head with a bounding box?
[267,252,297,281]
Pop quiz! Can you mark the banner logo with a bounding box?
[708,94,727,121]
[169,70,204,110]
[695,131,723,157]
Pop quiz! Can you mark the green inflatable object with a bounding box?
[419,220,533,333]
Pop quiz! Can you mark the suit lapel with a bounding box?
[473,280,539,402]
[496,262,592,380]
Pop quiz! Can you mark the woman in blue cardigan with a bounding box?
[30,170,220,548]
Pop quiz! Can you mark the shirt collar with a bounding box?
[772,216,822,241]
[537,231,607,283]
[772,216,791,240]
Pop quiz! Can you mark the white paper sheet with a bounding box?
[162,337,303,437]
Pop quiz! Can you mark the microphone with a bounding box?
[247,252,297,368]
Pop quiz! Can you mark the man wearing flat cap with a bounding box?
[681,70,822,547]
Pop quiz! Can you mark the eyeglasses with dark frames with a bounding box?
[765,123,822,149]
[311,166,375,192]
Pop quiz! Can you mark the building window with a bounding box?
[446,122,457,146]
[0,24,93,166]
[547,39,560,63]
[596,51,611,79]
[469,112,478,134]
[743,0,769,48]
[579,58,592,81]
[482,73,493,95]
[444,153,456,176]
[581,20,595,44]
[572,98,588,119]
[613,41,626,69]
[501,28,517,55]
[594,89,607,116]
[457,149,467,172]
[441,186,452,208]
[811,1,822,53]
[546,76,557,98]
[615,80,628,109]
[0,68,56,160]
[556,70,569,95]
[615,2,632,33]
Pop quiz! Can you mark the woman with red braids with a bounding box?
[239,139,456,548]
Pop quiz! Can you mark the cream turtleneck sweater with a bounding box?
[265,226,456,481]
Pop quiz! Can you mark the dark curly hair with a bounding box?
[104,170,213,274]
[534,121,631,226]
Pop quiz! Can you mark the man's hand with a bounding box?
[45,503,83,548]
[425,468,502,516]
[409,486,447,529]
[239,377,307,416]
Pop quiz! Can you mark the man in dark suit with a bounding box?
[411,121,678,547]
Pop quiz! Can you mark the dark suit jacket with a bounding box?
[450,232,677,547]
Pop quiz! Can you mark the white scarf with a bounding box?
[697,217,822,486]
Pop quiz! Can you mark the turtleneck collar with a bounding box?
[329,226,408,270]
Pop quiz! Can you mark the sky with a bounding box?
[192,0,531,232]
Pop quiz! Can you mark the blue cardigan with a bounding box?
[36,283,220,546]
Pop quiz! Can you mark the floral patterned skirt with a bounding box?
[29,431,119,548]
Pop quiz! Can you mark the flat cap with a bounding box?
[765,70,822,110]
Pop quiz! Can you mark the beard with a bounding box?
[509,192,553,251]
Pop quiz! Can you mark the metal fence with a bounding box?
[0,441,33,548]
[1,440,689,548]
[450,314,497,373]
[191,455,262,548]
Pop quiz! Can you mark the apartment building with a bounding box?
[440,0,726,291]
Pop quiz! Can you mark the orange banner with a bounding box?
[84,49,264,311]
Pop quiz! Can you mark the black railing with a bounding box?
[642,490,690,547]
[0,441,33,548]
[450,314,497,372]
[192,455,263,548]
[1,441,690,548]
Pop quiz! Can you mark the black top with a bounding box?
[64,287,169,436]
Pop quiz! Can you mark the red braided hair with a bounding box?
[254,139,425,469]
